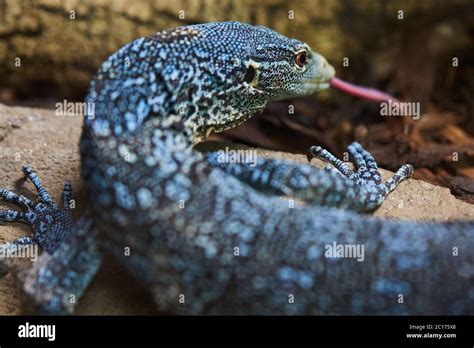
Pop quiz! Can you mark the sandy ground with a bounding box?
[1,103,473,315]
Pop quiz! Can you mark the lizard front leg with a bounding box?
[206,142,412,212]
[13,216,101,314]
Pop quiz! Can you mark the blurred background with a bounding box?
[0,0,473,202]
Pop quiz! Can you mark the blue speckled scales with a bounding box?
[1,22,473,314]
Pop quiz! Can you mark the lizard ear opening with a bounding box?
[244,65,256,84]
[243,59,260,88]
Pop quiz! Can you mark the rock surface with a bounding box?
[0,103,473,314]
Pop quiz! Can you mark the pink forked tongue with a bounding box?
[330,77,399,103]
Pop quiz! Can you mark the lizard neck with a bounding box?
[81,28,267,150]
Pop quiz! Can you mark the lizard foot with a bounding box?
[307,142,413,208]
[1,168,99,314]
[0,166,73,254]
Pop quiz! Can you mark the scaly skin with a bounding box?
[1,22,473,314]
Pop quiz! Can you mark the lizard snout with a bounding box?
[311,52,335,84]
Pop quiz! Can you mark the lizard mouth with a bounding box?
[302,81,330,91]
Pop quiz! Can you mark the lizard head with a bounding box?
[179,22,335,140]
[240,25,336,101]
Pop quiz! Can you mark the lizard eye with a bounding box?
[244,65,256,84]
[294,51,307,68]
